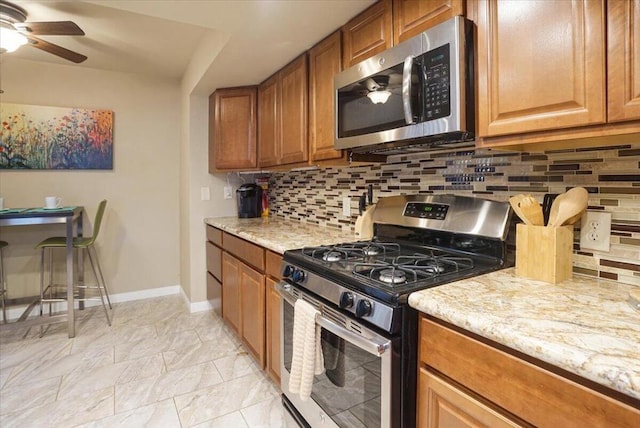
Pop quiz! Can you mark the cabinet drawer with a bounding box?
[420,317,640,427]
[223,232,265,271]
[206,241,222,281]
[266,250,283,279]
[206,225,223,246]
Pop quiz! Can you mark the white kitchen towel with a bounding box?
[288,299,324,401]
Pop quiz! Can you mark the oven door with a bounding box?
[278,282,395,428]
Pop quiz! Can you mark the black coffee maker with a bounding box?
[236,183,263,218]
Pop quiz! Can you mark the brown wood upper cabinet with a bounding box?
[208,87,257,173]
[258,54,309,168]
[342,0,465,68]
[308,30,344,163]
[475,0,640,148]
[394,0,465,44]
[342,0,393,68]
[607,0,640,122]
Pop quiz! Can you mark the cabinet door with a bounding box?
[205,241,222,282]
[258,74,280,168]
[476,0,605,137]
[209,87,257,172]
[206,272,222,317]
[342,0,393,68]
[393,0,465,44]
[309,30,344,163]
[221,252,241,334]
[240,262,266,368]
[607,0,640,122]
[418,368,523,428]
[279,54,309,165]
[265,277,281,384]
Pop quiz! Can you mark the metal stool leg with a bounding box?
[90,245,112,309]
[1,246,6,324]
[86,248,111,326]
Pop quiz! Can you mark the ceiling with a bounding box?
[2,0,374,94]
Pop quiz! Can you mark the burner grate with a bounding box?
[353,253,475,286]
[302,241,401,263]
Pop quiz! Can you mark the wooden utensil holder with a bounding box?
[515,224,574,284]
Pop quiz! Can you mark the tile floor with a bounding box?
[0,295,293,427]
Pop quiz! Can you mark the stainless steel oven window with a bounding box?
[279,283,392,428]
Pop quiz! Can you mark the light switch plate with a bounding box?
[200,187,210,201]
[580,211,611,252]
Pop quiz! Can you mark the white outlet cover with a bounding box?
[580,211,611,252]
[343,196,351,217]
[223,186,233,200]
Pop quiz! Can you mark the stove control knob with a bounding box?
[282,265,294,278]
[339,292,354,309]
[292,269,306,283]
[355,299,372,318]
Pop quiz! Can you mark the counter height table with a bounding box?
[0,206,84,338]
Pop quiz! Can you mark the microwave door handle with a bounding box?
[402,55,415,124]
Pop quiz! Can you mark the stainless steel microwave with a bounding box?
[334,16,475,155]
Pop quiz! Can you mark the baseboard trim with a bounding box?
[2,284,200,322]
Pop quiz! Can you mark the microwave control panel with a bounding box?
[423,43,451,120]
[403,202,449,220]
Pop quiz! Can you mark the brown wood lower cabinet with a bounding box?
[418,368,523,428]
[221,252,241,335]
[209,226,283,381]
[240,262,265,367]
[418,316,640,427]
[266,277,281,384]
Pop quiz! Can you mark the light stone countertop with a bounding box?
[203,217,639,402]
[204,216,357,254]
[408,268,640,401]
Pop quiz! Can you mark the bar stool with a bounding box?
[36,200,112,326]
[0,240,7,323]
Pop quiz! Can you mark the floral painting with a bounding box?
[0,103,113,169]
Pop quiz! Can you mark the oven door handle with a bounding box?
[315,313,389,357]
[277,281,390,357]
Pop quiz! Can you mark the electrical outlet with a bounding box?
[343,196,351,217]
[580,211,611,252]
[223,185,233,200]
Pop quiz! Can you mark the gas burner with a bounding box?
[363,246,381,256]
[379,268,407,284]
[322,251,344,262]
[397,253,474,275]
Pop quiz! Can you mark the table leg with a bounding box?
[66,217,75,338]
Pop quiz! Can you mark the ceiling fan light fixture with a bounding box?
[0,24,27,53]
[367,90,392,104]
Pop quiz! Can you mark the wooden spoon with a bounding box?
[548,187,589,227]
[518,195,544,226]
[509,194,543,226]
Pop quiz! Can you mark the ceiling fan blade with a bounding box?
[26,35,87,63]
[15,21,85,36]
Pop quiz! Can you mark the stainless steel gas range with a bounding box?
[278,194,513,428]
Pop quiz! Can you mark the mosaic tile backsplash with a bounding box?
[268,144,640,286]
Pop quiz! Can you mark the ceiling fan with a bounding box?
[0,0,87,63]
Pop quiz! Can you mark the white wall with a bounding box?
[0,58,181,299]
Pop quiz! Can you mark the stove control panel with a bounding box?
[403,202,448,220]
[282,265,307,284]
